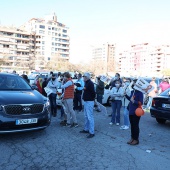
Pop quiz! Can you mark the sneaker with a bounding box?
[66,123,71,127]
[70,123,78,128]
[80,130,89,133]
[109,122,113,125]
[87,134,95,138]
[122,126,129,130]
[120,125,125,129]
[116,123,120,126]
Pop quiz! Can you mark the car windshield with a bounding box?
[160,88,170,96]
[0,75,32,90]
[28,73,39,79]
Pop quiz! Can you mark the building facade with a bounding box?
[92,43,116,75]
[0,26,35,70]
[118,43,170,77]
[21,13,70,62]
[0,13,70,71]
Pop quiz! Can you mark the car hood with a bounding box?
[0,90,46,105]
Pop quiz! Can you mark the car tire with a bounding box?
[107,97,111,106]
[156,118,166,124]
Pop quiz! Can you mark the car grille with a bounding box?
[4,104,44,115]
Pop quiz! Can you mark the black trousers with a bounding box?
[73,92,82,111]
[129,114,141,140]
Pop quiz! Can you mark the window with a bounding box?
[48,26,51,30]
[55,48,58,51]
[42,51,44,55]
[51,47,54,51]
[52,42,55,46]
[62,34,67,37]
[42,46,45,50]
[42,41,45,45]
[39,30,45,34]
[52,37,55,41]
[39,25,45,29]
[52,27,55,30]
[55,28,57,31]
[52,32,55,36]
[63,29,67,33]
[55,33,57,36]
[48,31,51,35]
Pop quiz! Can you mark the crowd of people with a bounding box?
[10,70,170,143]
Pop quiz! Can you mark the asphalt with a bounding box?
[0,106,170,170]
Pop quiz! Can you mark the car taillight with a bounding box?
[152,99,156,107]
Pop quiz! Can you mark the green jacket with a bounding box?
[96,80,104,95]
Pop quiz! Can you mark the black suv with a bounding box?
[0,73,51,133]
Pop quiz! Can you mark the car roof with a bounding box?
[0,73,19,77]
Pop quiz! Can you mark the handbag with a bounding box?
[135,102,144,116]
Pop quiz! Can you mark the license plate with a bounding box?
[16,118,38,125]
[162,104,170,108]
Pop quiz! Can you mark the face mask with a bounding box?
[115,76,118,80]
[52,78,56,81]
[115,84,120,87]
[125,82,130,86]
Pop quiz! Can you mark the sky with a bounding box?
[1,0,170,63]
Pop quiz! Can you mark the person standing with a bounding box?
[109,80,124,126]
[42,77,48,97]
[47,74,60,117]
[159,78,170,93]
[74,73,84,112]
[146,77,157,109]
[61,72,78,127]
[80,72,96,138]
[95,75,104,112]
[125,79,143,145]
[120,78,132,130]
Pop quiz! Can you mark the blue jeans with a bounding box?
[84,101,94,134]
[111,100,122,123]
[97,94,103,104]
[49,93,57,115]
[123,106,129,126]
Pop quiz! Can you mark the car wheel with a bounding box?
[156,118,166,124]
[107,97,111,106]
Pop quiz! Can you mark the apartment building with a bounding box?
[119,43,170,76]
[21,13,70,61]
[92,43,116,74]
[0,26,35,70]
[0,13,70,71]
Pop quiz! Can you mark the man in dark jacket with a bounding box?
[95,75,104,112]
[80,72,96,138]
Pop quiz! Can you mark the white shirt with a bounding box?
[47,79,60,94]
[110,86,124,100]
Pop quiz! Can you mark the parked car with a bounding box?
[0,73,51,133]
[150,88,170,124]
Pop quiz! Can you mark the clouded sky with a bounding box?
[1,0,170,63]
